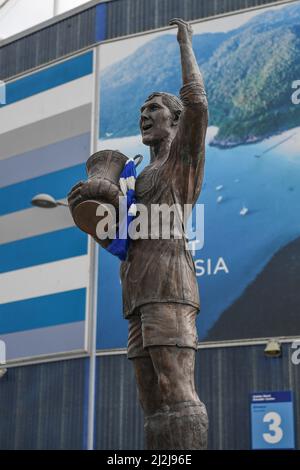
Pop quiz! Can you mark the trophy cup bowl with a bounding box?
[72,149,142,249]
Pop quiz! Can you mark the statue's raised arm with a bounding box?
[169,18,208,203]
[170,18,205,87]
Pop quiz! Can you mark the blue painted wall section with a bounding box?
[0,228,87,274]
[0,163,86,216]
[96,3,107,42]
[0,133,91,188]
[0,51,93,108]
[96,249,127,350]
[0,289,86,334]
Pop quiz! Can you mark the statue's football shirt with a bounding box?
[121,81,208,318]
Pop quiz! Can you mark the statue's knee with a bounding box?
[137,379,162,415]
[157,371,184,401]
[157,372,171,399]
[157,367,197,404]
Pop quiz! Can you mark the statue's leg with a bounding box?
[147,346,208,450]
[139,303,208,450]
[128,313,163,416]
[132,357,163,416]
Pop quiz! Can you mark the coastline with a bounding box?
[99,125,299,151]
[209,127,298,149]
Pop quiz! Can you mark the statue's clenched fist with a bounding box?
[68,178,101,215]
[169,18,193,45]
[68,177,121,216]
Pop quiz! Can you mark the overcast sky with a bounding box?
[0,0,91,39]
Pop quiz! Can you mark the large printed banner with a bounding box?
[97,1,300,348]
[0,51,93,360]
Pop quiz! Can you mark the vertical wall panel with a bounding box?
[96,2,107,41]
[95,354,144,450]
[0,358,88,450]
[95,344,300,450]
[196,344,300,449]
[106,0,287,35]
[0,7,96,80]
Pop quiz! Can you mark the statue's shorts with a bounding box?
[127,303,199,359]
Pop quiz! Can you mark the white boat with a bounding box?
[239,206,249,216]
[217,196,223,204]
[215,185,223,191]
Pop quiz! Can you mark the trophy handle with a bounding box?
[134,154,143,167]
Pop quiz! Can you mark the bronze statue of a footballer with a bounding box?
[68,18,209,450]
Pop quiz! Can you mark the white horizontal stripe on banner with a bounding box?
[0,321,86,361]
[0,75,93,136]
[0,255,89,305]
[0,104,92,161]
[0,202,74,245]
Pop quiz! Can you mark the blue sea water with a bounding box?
[97,127,300,347]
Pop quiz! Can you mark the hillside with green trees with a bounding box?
[100,2,300,147]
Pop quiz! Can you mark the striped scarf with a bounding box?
[107,159,137,261]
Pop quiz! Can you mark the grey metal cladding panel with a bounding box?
[18,35,38,74]
[156,0,189,25]
[58,16,81,56]
[57,9,96,57]
[0,7,96,81]
[95,355,144,450]
[193,0,217,18]
[96,344,300,450]
[136,0,157,32]
[2,33,43,79]
[105,0,285,38]
[106,0,129,38]
[0,359,88,450]
[0,42,14,79]
[78,7,96,49]
[37,24,59,65]
[196,343,300,450]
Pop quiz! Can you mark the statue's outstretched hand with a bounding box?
[68,177,120,217]
[68,181,85,215]
[68,178,100,214]
[169,18,193,45]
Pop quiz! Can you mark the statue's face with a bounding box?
[140,96,175,146]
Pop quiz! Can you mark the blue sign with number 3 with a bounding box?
[250,391,295,449]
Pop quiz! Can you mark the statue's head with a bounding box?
[140,92,183,146]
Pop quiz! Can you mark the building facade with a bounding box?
[0,0,299,450]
